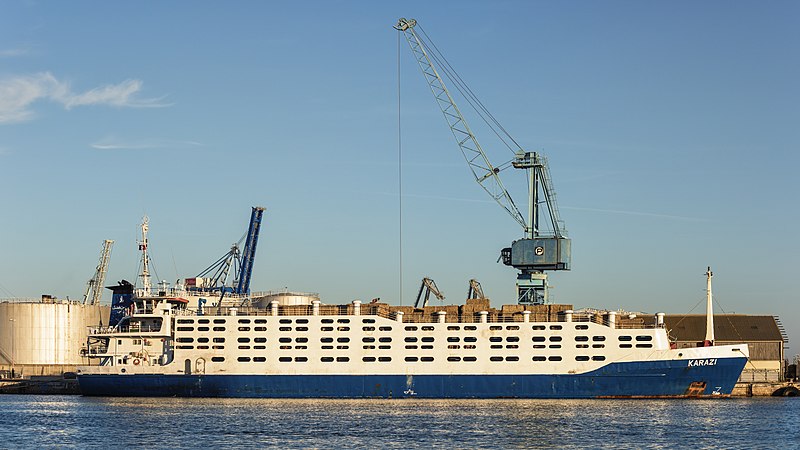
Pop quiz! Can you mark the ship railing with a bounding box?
[164,304,659,329]
[88,324,163,334]
[0,297,85,305]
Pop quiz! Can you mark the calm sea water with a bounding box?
[0,395,796,449]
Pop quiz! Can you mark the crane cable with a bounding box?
[397,29,404,306]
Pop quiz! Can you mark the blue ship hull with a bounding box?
[78,357,747,398]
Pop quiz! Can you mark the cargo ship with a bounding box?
[76,269,749,398]
[76,19,749,397]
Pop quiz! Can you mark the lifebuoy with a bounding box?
[133,358,141,366]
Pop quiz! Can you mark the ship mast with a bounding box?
[138,216,152,296]
[704,267,715,346]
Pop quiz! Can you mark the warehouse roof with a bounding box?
[659,315,785,343]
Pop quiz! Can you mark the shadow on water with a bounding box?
[0,396,797,449]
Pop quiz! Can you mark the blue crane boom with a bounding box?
[235,206,265,295]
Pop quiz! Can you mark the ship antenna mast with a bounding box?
[704,267,715,346]
[138,216,152,296]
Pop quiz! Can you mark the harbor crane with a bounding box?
[396,18,571,304]
[414,277,445,308]
[193,206,266,297]
[467,279,485,300]
[82,239,114,305]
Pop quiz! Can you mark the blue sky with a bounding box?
[1,2,798,351]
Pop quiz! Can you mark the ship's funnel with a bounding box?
[108,280,134,327]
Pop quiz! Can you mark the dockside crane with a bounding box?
[414,277,445,308]
[235,206,265,295]
[82,239,114,305]
[191,206,266,297]
[467,279,485,300]
[396,18,571,304]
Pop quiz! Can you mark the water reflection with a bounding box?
[0,396,796,449]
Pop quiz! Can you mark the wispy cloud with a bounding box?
[0,47,30,57]
[91,137,202,151]
[562,206,708,222]
[0,72,169,124]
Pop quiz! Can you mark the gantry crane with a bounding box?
[396,18,571,304]
[414,277,445,308]
[82,239,114,305]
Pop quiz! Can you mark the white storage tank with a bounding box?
[0,300,109,376]
[252,291,319,308]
